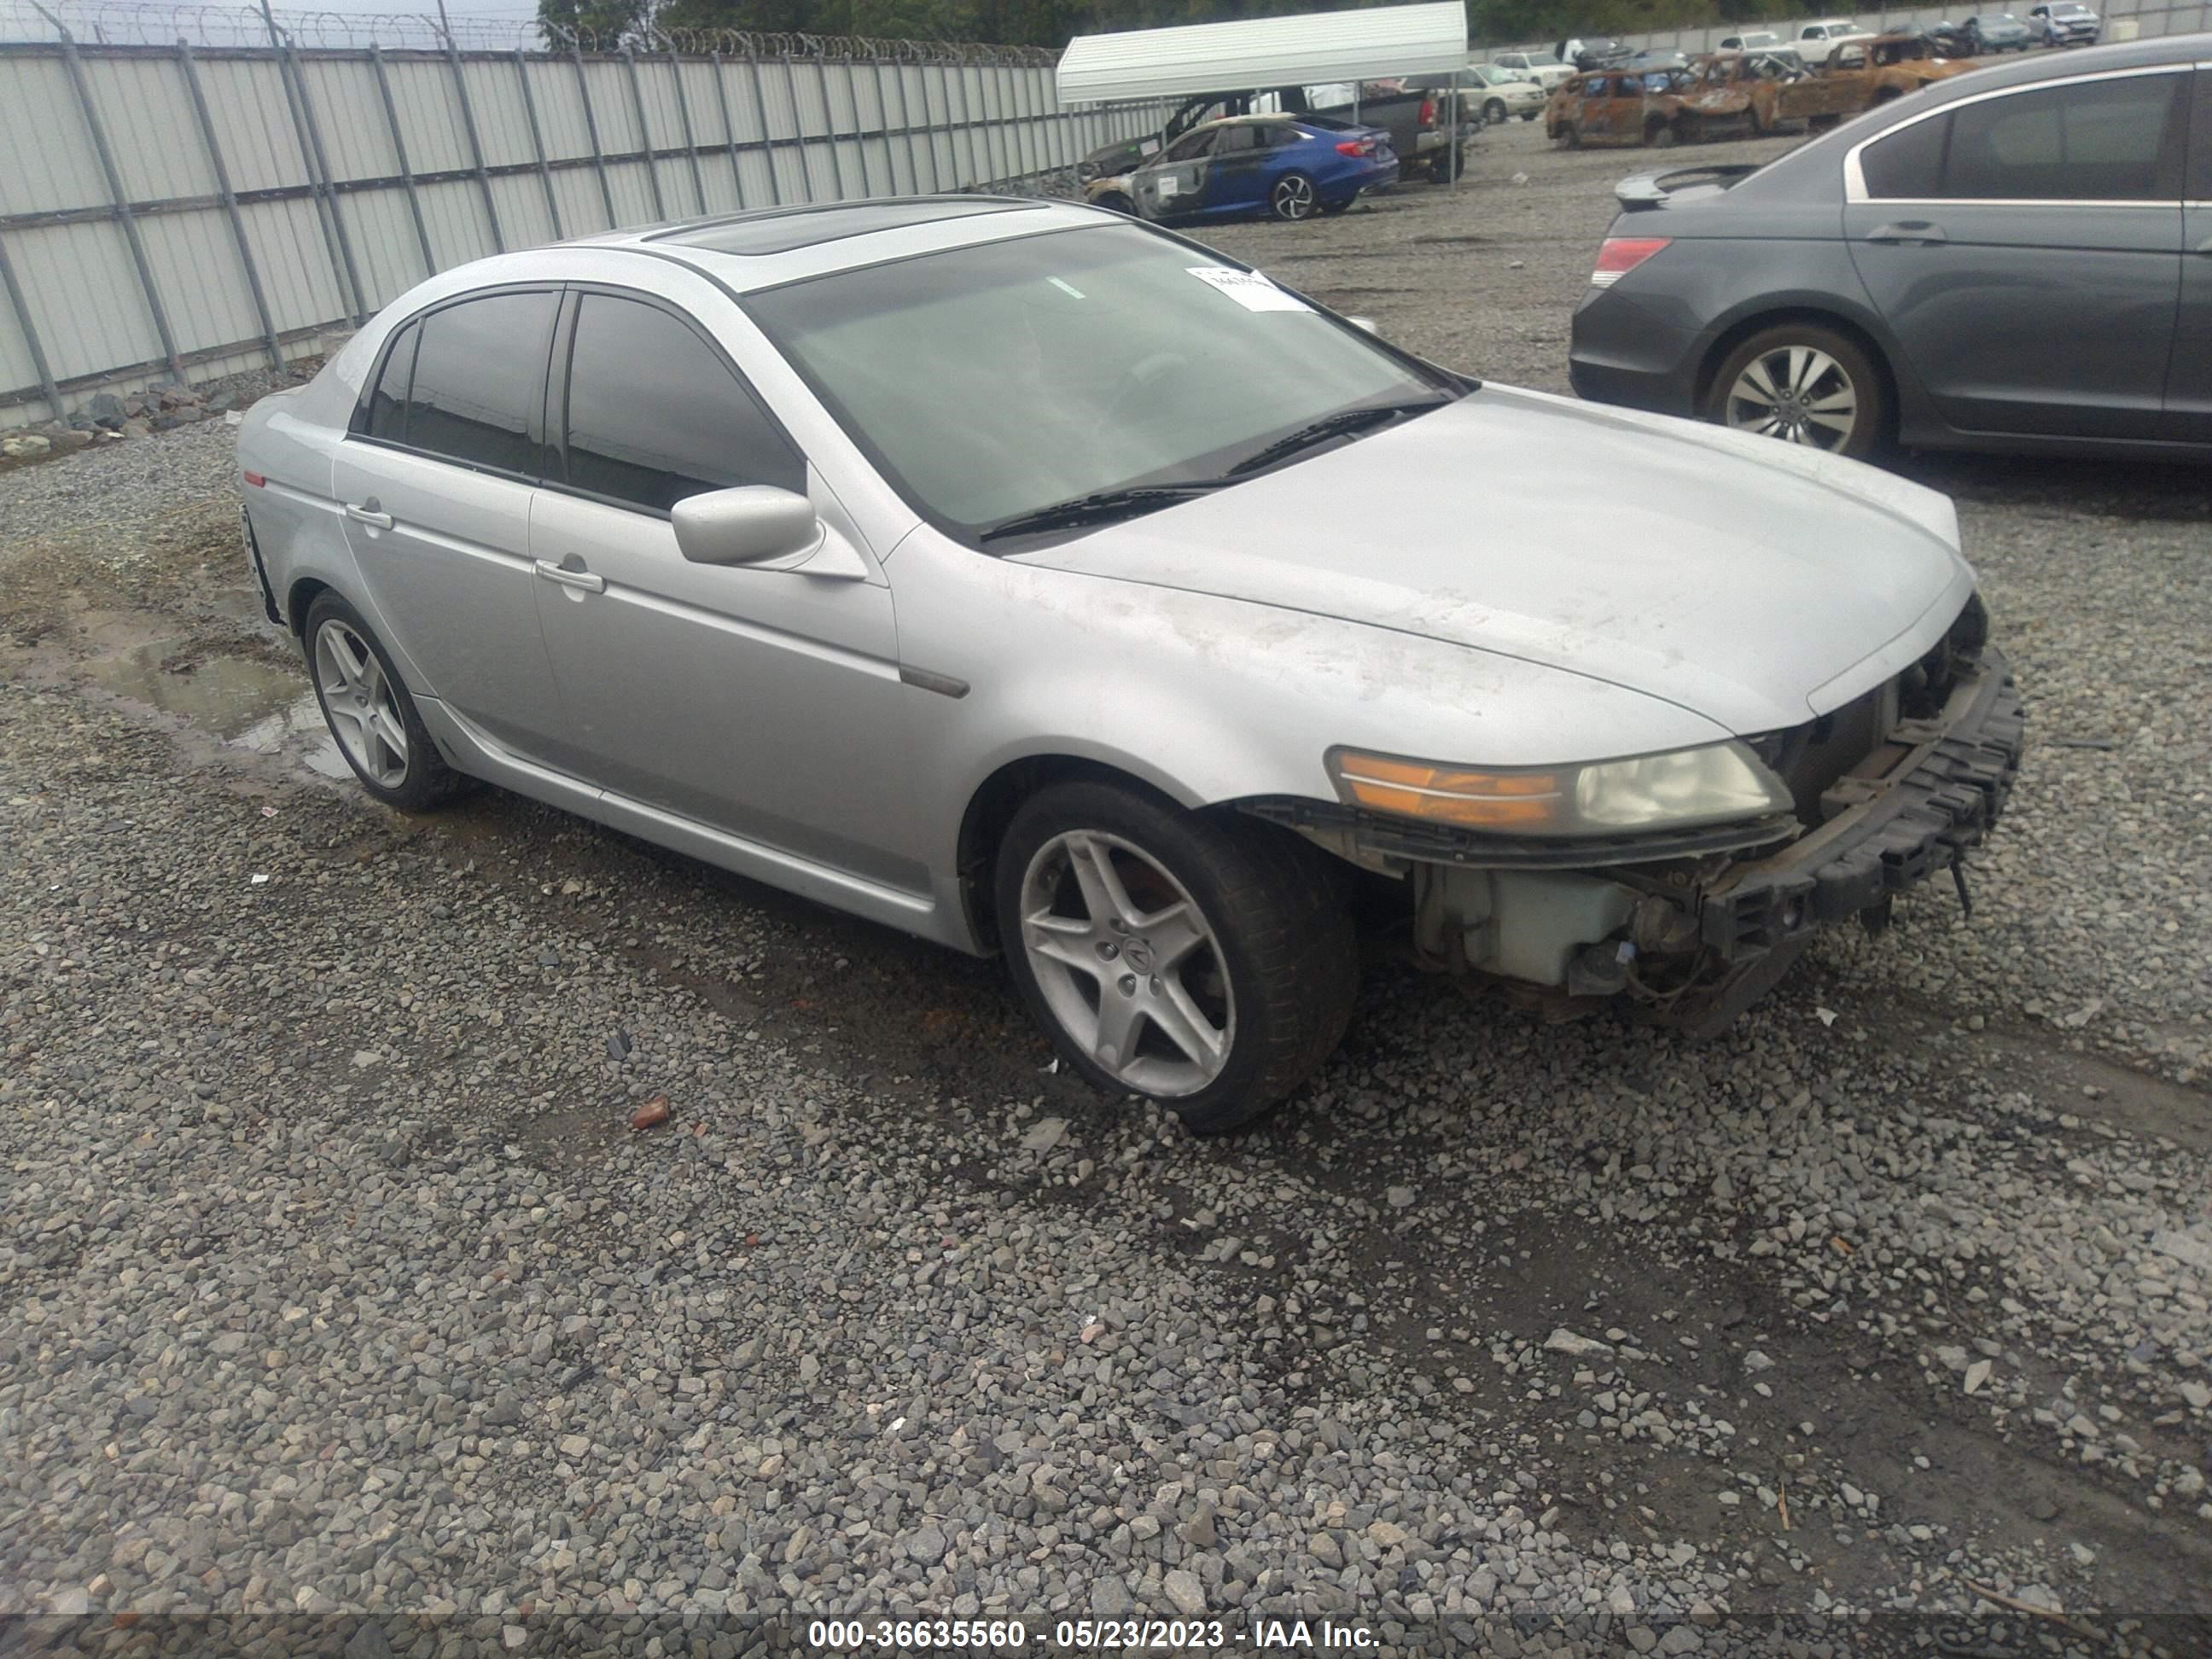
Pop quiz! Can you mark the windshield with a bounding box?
[744,224,1453,545]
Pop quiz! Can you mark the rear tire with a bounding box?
[1269,171,1319,221]
[303,591,470,813]
[1703,323,1887,461]
[994,782,1357,1133]
[1645,119,1676,148]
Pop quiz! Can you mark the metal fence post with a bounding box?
[845,63,874,195]
[666,50,707,215]
[50,21,186,379]
[515,49,564,241]
[370,44,436,276]
[0,229,62,421]
[818,63,850,199]
[746,49,782,206]
[445,34,504,251]
[571,48,619,227]
[176,40,284,371]
[709,52,748,210]
[779,55,816,201]
[948,61,978,186]
[891,58,928,193]
[622,48,669,219]
[271,24,370,324]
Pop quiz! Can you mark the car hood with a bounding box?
[1022,385,1975,735]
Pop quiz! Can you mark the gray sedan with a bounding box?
[238,197,2021,1130]
[1569,35,2211,460]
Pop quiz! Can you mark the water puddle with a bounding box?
[89,640,349,780]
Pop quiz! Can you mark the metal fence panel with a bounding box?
[0,21,1177,426]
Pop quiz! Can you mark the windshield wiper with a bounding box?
[978,480,1230,544]
[1225,399,1449,477]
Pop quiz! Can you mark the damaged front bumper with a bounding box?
[1245,646,2025,1033]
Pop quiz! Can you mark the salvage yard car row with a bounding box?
[1547,33,1982,149]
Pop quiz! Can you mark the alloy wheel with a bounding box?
[1722,346,1859,450]
[1272,175,1316,220]
[1016,830,1234,1097]
[314,619,408,789]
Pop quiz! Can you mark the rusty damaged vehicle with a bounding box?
[1673,49,1861,140]
[1818,32,1984,108]
[1545,66,1701,148]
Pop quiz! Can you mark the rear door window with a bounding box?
[402,290,558,478]
[556,292,803,515]
[1943,72,2182,199]
[357,320,417,442]
[1861,72,2185,201]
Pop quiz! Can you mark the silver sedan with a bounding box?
[237,197,2023,1132]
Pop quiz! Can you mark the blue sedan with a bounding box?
[1127,114,1398,224]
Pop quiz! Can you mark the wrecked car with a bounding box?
[1126,114,1398,222]
[1546,67,1702,148]
[1817,33,1983,107]
[240,197,2023,1132]
[1673,49,1863,139]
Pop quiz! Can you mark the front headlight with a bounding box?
[1328,741,1795,836]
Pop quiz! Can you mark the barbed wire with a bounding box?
[0,0,1057,59]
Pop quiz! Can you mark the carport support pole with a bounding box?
[1450,69,1460,192]
[177,38,284,371]
[371,44,438,277]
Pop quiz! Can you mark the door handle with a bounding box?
[1864,222,1947,245]
[533,558,605,594]
[344,500,393,530]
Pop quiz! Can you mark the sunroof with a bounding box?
[653,199,1034,257]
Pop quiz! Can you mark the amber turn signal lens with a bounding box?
[1331,753,1562,827]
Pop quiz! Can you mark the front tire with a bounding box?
[1484,98,1509,125]
[1269,172,1319,221]
[304,592,469,812]
[1704,323,1887,460]
[994,782,1356,1133]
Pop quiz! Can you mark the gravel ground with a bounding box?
[3,118,2210,1656]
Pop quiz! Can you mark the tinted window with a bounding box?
[560,293,802,514]
[2192,67,2212,200]
[1944,73,2180,199]
[1862,110,1950,196]
[360,320,417,441]
[405,291,556,476]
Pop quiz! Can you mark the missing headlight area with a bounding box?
[1243,597,2021,1035]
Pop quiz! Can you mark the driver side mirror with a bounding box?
[672,486,823,568]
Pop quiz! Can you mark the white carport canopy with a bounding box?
[1056,2,1469,105]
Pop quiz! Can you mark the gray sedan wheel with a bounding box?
[994,781,1356,1132]
[1269,172,1319,221]
[1705,324,1886,461]
[304,591,469,812]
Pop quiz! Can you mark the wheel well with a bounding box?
[1693,307,1901,441]
[954,755,1193,954]
[285,576,330,640]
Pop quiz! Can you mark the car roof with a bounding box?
[538,195,1111,294]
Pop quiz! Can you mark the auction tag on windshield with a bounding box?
[1186,266,1311,312]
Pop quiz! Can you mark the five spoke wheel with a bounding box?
[314,618,409,789]
[1018,830,1233,1098]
